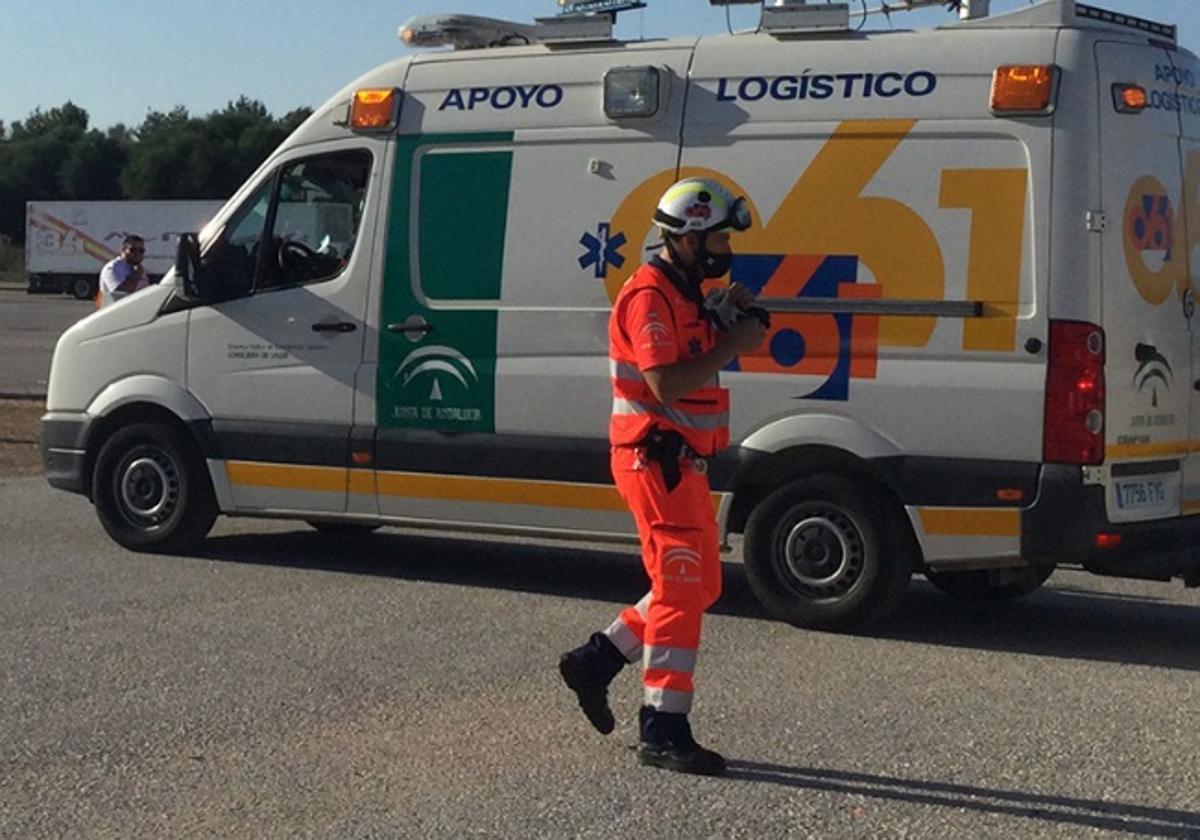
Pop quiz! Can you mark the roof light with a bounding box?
[604,66,662,119]
[351,88,400,131]
[1113,83,1147,114]
[991,65,1058,116]
[399,14,539,50]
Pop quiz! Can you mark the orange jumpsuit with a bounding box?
[604,257,730,714]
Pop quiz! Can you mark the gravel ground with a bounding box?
[0,398,42,477]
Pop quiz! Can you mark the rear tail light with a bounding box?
[1044,320,1105,465]
[1095,533,1123,550]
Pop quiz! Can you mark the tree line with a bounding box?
[0,98,312,247]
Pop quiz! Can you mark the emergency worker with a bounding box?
[559,178,767,776]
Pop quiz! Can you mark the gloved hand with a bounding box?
[705,288,771,331]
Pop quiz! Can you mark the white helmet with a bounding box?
[652,177,751,235]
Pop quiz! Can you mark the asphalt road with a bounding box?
[0,289,94,397]
[3,476,1200,839]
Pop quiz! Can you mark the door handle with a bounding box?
[388,322,435,335]
[311,321,357,333]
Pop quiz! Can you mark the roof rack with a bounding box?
[712,0,994,30]
[1074,2,1176,43]
[399,1,646,51]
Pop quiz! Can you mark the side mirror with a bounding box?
[175,233,211,302]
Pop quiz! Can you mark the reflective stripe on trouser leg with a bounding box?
[610,447,721,715]
[643,644,699,713]
[604,593,651,662]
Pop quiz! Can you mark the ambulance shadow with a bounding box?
[195,525,766,615]
[722,761,1200,838]
[866,574,1200,672]
[193,530,1200,672]
[676,84,752,142]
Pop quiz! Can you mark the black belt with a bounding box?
[637,429,706,492]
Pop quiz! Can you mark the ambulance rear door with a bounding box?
[1165,46,1200,516]
[1097,40,1191,522]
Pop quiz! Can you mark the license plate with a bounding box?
[1109,473,1180,522]
[1115,479,1167,509]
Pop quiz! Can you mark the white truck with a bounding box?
[26,200,222,299]
[38,0,1200,629]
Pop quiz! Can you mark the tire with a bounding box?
[924,564,1055,602]
[92,422,218,553]
[306,521,381,536]
[71,276,94,300]
[743,474,913,631]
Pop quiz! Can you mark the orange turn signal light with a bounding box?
[991,65,1058,115]
[1113,83,1147,114]
[351,88,400,130]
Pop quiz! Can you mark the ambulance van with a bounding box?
[39,0,1200,628]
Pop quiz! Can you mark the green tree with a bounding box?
[0,98,313,243]
[59,129,128,199]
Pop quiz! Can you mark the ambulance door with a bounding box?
[187,142,380,514]
[1096,41,1191,522]
[1167,48,1200,516]
[375,48,692,533]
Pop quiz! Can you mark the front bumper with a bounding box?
[40,412,92,496]
[1022,464,1200,582]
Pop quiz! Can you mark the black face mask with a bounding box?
[695,233,732,279]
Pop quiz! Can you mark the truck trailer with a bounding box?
[26,201,222,299]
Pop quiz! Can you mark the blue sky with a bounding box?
[0,0,1194,131]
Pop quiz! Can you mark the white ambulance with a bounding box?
[40,0,1200,628]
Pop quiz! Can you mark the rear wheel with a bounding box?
[71,276,94,300]
[93,422,217,553]
[924,565,1055,601]
[744,474,913,630]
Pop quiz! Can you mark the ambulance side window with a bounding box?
[417,149,511,301]
[261,150,372,291]
[206,149,372,299]
[204,180,271,300]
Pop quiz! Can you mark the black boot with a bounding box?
[558,632,628,735]
[637,706,727,776]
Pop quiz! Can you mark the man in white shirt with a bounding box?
[98,235,149,306]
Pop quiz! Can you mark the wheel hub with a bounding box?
[775,505,866,599]
[119,453,179,525]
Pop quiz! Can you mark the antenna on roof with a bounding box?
[556,0,647,15]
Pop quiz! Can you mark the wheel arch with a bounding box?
[82,377,215,498]
[725,414,907,536]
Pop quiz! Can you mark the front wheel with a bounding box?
[743,474,913,631]
[92,422,217,553]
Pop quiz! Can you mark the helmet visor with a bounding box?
[726,196,751,232]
